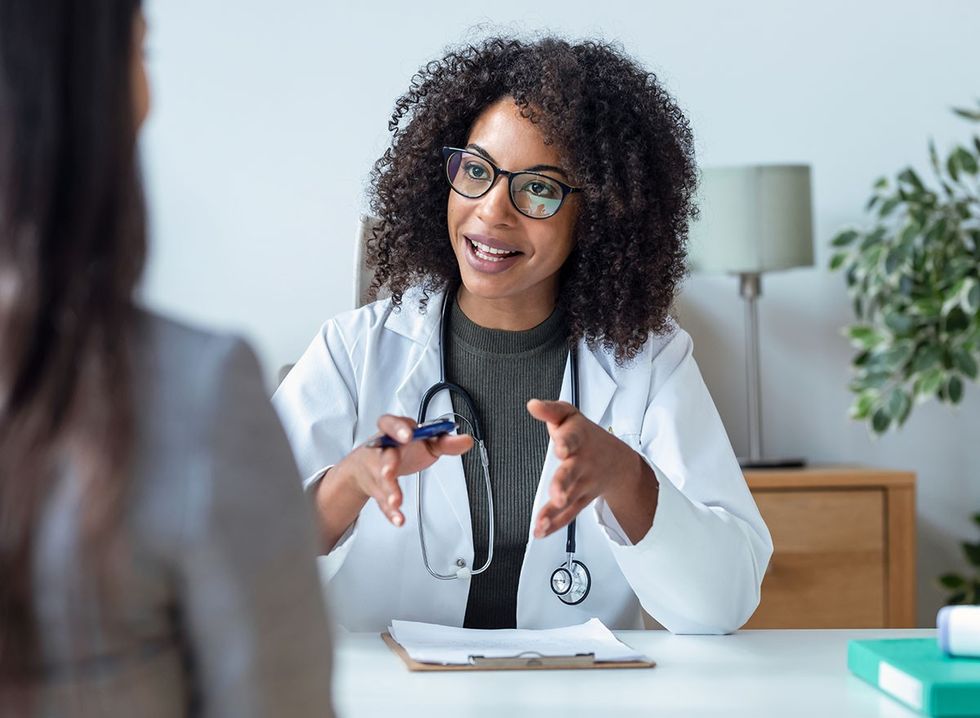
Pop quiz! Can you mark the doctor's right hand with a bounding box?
[319,415,473,545]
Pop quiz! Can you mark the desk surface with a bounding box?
[334,628,934,717]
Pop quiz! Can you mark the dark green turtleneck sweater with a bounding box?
[445,298,568,629]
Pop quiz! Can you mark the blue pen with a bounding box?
[364,418,458,449]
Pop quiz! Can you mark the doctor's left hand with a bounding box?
[527,399,659,544]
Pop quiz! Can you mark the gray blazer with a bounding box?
[33,312,334,718]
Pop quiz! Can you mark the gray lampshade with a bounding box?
[688,165,814,274]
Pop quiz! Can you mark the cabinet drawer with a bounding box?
[745,489,885,628]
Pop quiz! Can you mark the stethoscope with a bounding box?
[414,292,592,605]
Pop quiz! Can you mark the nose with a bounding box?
[475,174,517,226]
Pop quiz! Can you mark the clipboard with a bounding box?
[381,632,656,671]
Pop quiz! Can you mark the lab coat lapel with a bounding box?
[389,291,471,538]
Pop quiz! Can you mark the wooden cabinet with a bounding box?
[744,467,916,629]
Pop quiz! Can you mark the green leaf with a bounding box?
[952,349,979,379]
[898,168,926,191]
[878,197,901,218]
[946,307,971,334]
[884,312,916,335]
[948,375,965,404]
[929,139,942,175]
[887,388,912,425]
[897,395,913,425]
[898,222,921,248]
[881,341,915,368]
[852,296,864,318]
[917,367,945,398]
[911,298,942,317]
[939,573,967,590]
[927,216,949,245]
[849,370,890,392]
[964,541,980,567]
[863,244,885,269]
[912,345,944,372]
[829,252,849,271]
[847,325,883,348]
[955,147,979,175]
[948,151,961,182]
[860,228,886,251]
[953,106,980,121]
[871,408,891,434]
[831,229,860,248]
[830,235,860,252]
[849,391,877,421]
[966,281,980,313]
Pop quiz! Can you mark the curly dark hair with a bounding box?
[367,36,697,362]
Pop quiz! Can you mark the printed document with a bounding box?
[388,617,647,665]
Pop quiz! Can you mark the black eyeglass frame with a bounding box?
[441,146,581,220]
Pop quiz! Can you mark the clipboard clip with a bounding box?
[467,651,597,668]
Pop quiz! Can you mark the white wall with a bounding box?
[140,0,980,626]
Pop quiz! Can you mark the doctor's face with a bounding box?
[446,97,579,313]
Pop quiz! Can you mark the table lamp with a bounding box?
[688,165,814,468]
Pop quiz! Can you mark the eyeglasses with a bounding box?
[442,147,580,220]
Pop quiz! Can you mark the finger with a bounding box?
[377,447,404,512]
[370,488,404,527]
[365,474,404,527]
[426,433,474,458]
[551,424,583,459]
[526,399,578,427]
[378,446,401,483]
[534,495,591,539]
[376,414,417,444]
[548,459,580,508]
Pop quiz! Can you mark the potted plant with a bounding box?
[829,100,980,435]
[830,100,980,608]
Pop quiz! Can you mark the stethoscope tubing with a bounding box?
[414,290,580,583]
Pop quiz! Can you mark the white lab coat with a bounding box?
[273,290,772,634]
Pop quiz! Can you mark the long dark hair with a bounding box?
[0,0,146,693]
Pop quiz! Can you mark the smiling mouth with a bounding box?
[466,236,523,262]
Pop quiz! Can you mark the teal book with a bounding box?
[848,638,980,716]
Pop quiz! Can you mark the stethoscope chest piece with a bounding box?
[551,558,591,605]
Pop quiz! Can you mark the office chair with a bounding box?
[353,214,385,309]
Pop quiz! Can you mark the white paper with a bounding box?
[388,617,648,665]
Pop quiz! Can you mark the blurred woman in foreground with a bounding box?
[0,2,334,716]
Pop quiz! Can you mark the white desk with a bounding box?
[334,629,934,717]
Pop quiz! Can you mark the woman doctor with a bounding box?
[274,37,772,634]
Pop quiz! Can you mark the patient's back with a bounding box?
[33,311,334,718]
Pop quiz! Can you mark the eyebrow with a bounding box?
[465,143,569,178]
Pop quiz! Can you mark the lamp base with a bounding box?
[738,456,806,470]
